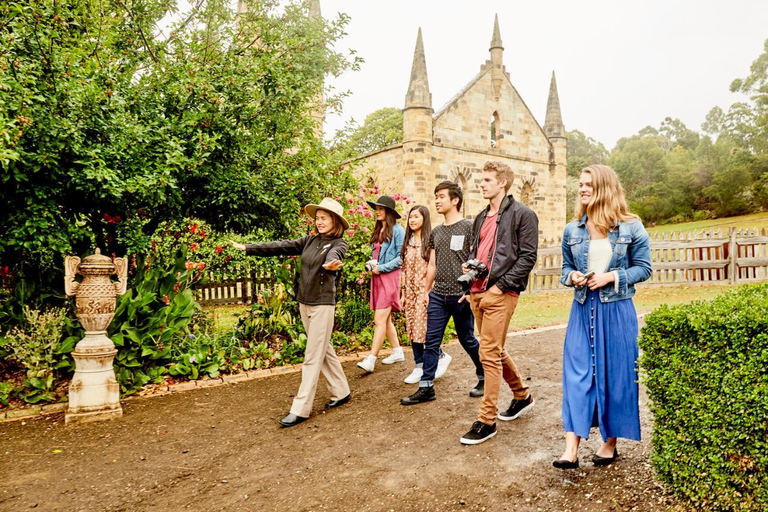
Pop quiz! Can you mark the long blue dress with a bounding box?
[561,288,641,441]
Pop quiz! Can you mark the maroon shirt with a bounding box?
[470,212,519,296]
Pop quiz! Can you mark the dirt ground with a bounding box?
[0,325,679,512]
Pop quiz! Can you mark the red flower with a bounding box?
[196,262,205,270]
[173,282,181,293]
[185,261,194,271]
[190,223,198,234]
[347,198,355,204]
[162,294,171,305]
[215,245,223,255]
[347,229,355,237]
[199,230,206,239]
[190,242,199,251]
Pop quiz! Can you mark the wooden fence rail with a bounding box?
[529,227,768,292]
[197,228,768,305]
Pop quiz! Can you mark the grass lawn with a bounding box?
[510,283,733,332]
[204,283,738,335]
[204,304,249,333]
[646,212,768,236]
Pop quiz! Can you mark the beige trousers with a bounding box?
[469,291,530,425]
[290,304,350,418]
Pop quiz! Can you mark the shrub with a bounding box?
[639,283,768,510]
[0,306,71,403]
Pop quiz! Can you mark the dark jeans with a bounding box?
[421,291,484,385]
[412,342,442,365]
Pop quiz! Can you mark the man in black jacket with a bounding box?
[459,161,539,445]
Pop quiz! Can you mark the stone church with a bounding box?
[348,16,568,242]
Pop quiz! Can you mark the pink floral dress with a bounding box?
[402,237,428,343]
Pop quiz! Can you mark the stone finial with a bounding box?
[490,13,504,51]
[544,71,566,138]
[309,0,321,19]
[405,28,432,109]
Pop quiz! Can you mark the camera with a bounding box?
[365,259,378,272]
[457,259,489,291]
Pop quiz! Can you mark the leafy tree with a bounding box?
[0,0,361,284]
[566,129,608,178]
[334,107,403,160]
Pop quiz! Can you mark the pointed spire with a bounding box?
[544,71,565,138]
[405,28,432,109]
[309,0,321,19]
[490,14,503,50]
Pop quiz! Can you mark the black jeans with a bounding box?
[420,291,484,385]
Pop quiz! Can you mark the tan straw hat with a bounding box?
[304,198,350,230]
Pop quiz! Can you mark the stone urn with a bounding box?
[64,249,128,424]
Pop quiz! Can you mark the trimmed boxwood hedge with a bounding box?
[639,283,768,511]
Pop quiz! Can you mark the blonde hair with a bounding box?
[483,161,514,193]
[575,165,639,234]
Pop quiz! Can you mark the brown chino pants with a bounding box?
[290,304,350,418]
[469,290,530,425]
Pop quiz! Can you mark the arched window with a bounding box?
[490,111,499,148]
[520,182,534,207]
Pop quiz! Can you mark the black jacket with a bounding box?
[469,195,539,294]
[246,234,347,306]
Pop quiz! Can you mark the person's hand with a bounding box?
[423,290,430,306]
[458,293,469,303]
[570,271,588,287]
[229,240,246,251]
[587,272,615,290]
[400,293,405,307]
[323,259,343,271]
[461,263,470,275]
[371,262,380,275]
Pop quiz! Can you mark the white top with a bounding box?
[588,238,612,273]
[566,237,621,292]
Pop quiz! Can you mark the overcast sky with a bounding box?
[318,0,768,149]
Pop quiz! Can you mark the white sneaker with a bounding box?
[382,347,405,365]
[357,355,376,372]
[404,367,424,384]
[434,352,452,379]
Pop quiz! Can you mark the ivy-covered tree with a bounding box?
[0,0,361,281]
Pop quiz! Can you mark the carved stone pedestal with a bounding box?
[65,333,122,424]
[64,249,128,425]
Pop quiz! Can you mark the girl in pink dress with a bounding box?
[357,195,405,373]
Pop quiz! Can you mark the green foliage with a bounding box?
[566,129,608,178]
[108,248,203,394]
[334,107,403,160]
[336,294,373,333]
[0,306,71,403]
[0,0,361,281]
[0,381,16,406]
[638,284,768,510]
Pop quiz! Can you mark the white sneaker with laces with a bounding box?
[434,352,452,379]
[404,367,424,384]
[357,354,376,372]
[382,347,405,365]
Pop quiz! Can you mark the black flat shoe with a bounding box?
[592,448,619,466]
[279,413,308,427]
[552,458,579,469]
[326,394,351,409]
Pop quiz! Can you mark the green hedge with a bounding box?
[639,283,768,511]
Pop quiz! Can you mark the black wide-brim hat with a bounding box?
[366,195,401,219]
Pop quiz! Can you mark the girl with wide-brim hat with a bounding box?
[230,197,351,427]
[357,195,406,372]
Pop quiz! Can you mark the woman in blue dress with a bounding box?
[553,165,652,469]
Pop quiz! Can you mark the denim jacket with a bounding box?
[559,215,652,304]
[372,223,405,273]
